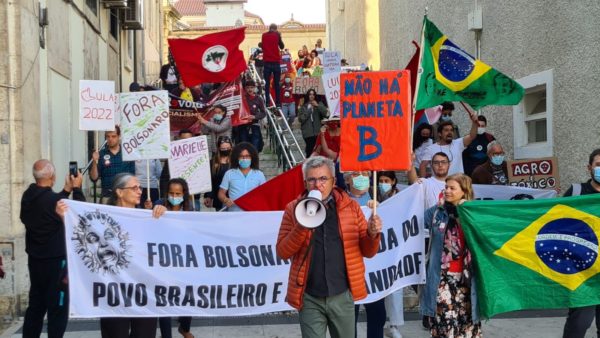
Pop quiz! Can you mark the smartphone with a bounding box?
[69,161,78,177]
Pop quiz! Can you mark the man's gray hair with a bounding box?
[32,160,55,180]
[487,140,503,154]
[302,156,335,180]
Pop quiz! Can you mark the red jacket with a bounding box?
[261,31,284,63]
[276,188,380,309]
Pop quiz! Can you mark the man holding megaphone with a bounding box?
[276,156,383,338]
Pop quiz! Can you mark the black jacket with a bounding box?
[20,184,85,259]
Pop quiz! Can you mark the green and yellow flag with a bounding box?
[458,194,600,318]
[416,17,524,110]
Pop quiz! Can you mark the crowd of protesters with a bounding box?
[19,22,600,338]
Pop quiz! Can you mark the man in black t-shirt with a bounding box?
[562,148,600,338]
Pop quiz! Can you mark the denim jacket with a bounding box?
[419,205,480,323]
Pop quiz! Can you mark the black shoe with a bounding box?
[422,315,431,330]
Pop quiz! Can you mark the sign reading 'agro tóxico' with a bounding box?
[507,157,559,190]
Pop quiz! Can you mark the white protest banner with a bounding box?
[397,183,556,200]
[168,136,211,195]
[79,80,116,131]
[322,51,341,74]
[63,184,425,317]
[472,184,557,200]
[119,90,171,161]
[322,72,341,117]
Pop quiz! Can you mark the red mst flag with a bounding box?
[168,27,247,87]
[235,165,305,211]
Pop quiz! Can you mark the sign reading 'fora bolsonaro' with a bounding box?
[339,70,412,171]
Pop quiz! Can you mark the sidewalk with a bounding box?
[1,310,595,338]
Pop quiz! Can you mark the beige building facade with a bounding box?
[327,0,600,190]
[0,0,163,318]
[169,0,326,65]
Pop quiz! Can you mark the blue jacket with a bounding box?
[420,205,480,322]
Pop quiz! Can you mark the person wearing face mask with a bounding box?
[561,148,600,338]
[376,171,405,338]
[198,104,232,157]
[471,141,508,185]
[239,80,267,153]
[218,142,266,211]
[204,137,233,210]
[432,102,460,142]
[413,123,434,177]
[280,74,296,125]
[462,115,496,176]
[154,178,194,338]
[312,117,341,160]
[343,171,387,338]
[420,110,479,177]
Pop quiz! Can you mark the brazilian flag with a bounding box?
[416,17,524,110]
[458,194,600,318]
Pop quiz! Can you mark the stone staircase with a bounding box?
[259,118,306,181]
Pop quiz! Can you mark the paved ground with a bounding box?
[1,309,597,338]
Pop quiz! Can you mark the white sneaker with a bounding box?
[389,325,403,338]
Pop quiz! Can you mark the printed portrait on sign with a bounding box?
[72,210,130,274]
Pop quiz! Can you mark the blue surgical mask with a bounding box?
[491,155,505,166]
[379,183,392,194]
[168,196,184,206]
[440,115,452,122]
[593,167,600,183]
[213,114,223,121]
[239,158,252,169]
[352,175,370,191]
[284,78,291,83]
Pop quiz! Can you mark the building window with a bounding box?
[86,0,98,15]
[513,69,553,159]
[110,8,119,40]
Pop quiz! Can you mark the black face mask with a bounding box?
[219,150,231,157]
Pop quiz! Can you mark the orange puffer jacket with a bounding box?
[276,187,381,310]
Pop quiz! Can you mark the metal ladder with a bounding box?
[246,63,305,170]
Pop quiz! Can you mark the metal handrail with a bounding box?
[246,63,305,169]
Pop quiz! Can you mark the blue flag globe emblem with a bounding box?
[535,218,598,275]
[438,39,476,82]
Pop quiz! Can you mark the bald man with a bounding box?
[20,159,85,338]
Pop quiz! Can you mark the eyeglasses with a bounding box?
[120,185,142,191]
[305,176,333,185]
[432,160,450,166]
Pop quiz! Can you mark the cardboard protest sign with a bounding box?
[507,157,559,190]
[119,90,171,161]
[293,77,325,95]
[322,72,341,117]
[168,136,211,195]
[322,51,341,74]
[79,80,116,131]
[340,70,412,171]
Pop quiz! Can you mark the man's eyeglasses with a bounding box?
[305,176,333,185]
[120,185,142,191]
[432,160,450,166]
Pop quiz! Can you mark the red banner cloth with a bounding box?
[235,165,305,211]
[168,27,248,87]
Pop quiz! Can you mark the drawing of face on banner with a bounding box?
[72,210,130,275]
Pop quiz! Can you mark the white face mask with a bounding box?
[477,127,486,135]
